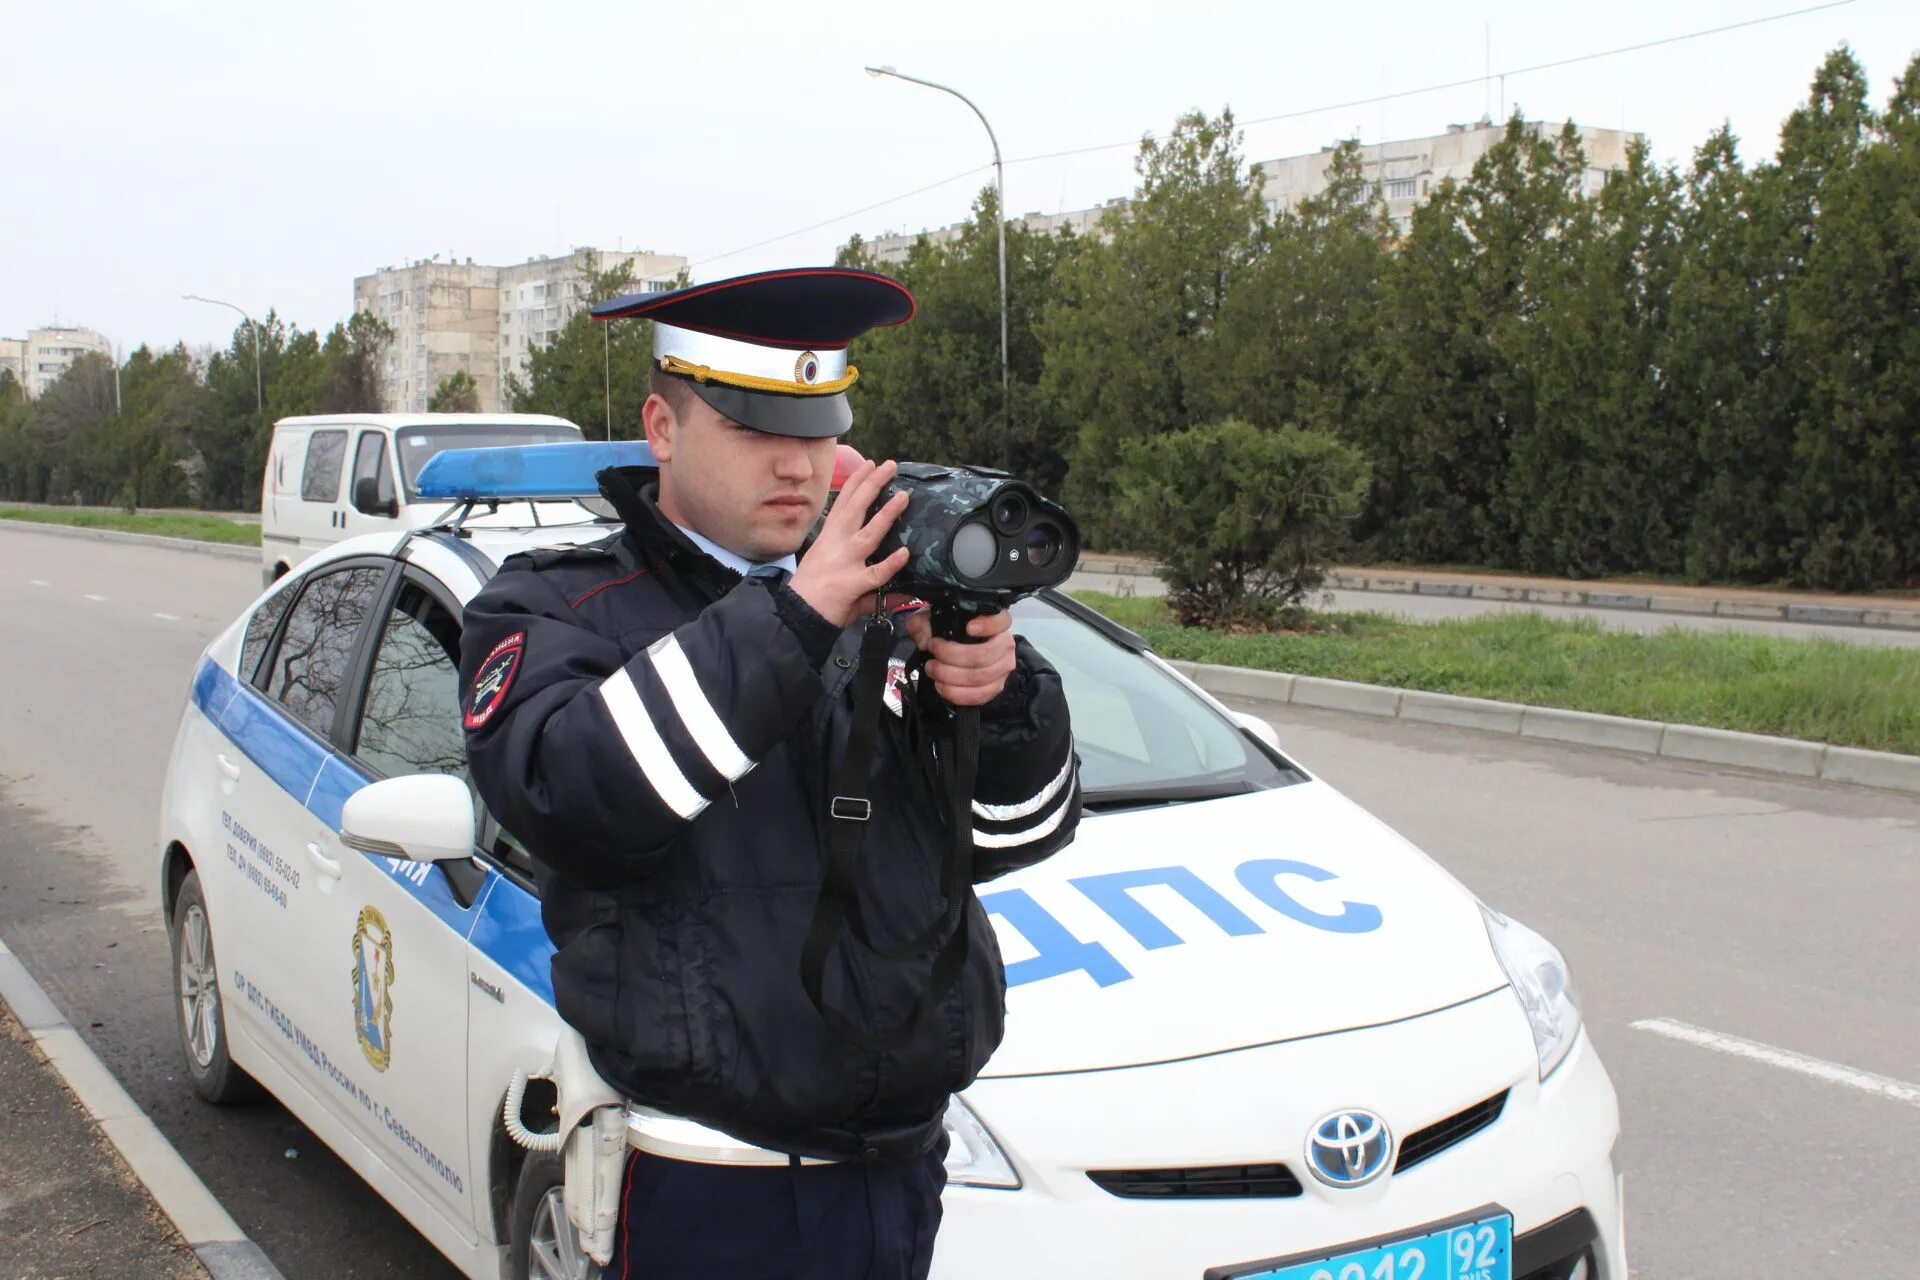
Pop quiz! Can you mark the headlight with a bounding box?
[942,1095,1020,1189]
[1481,905,1582,1080]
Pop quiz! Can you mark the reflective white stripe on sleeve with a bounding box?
[972,781,1076,849]
[647,634,754,781]
[598,667,708,820]
[972,743,1074,822]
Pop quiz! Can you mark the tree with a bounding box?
[1359,114,1583,565]
[1686,47,1874,582]
[1508,136,1687,576]
[1782,52,1920,588]
[429,370,481,413]
[318,311,394,414]
[1116,418,1370,627]
[1197,140,1388,438]
[1040,109,1264,545]
[834,186,1081,492]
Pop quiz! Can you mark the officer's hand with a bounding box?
[901,608,1016,708]
[790,459,911,630]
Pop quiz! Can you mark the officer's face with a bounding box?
[644,391,836,562]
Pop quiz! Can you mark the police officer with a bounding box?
[459,268,1080,1279]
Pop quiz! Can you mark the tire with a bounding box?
[508,1148,603,1280]
[169,871,261,1104]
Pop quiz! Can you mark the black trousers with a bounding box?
[602,1136,950,1280]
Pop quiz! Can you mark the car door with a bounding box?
[297,427,351,563]
[343,428,401,540]
[229,560,393,1091]
[304,566,489,1237]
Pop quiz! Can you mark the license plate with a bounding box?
[1206,1207,1513,1280]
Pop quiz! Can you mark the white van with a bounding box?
[259,413,584,584]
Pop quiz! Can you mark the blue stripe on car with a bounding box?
[194,657,557,1006]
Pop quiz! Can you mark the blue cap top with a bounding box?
[414,441,656,501]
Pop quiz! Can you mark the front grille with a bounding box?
[1087,1088,1508,1201]
[1394,1090,1508,1173]
[1088,1162,1304,1199]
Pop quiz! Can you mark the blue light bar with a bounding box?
[414,441,656,501]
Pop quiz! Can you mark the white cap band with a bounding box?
[653,324,849,389]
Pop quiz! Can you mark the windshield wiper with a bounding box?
[1080,780,1259,813]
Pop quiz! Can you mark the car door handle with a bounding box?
[216,753,242,782]
[306,841,343,879]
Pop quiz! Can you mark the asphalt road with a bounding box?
[3,522,1917,1279]
[1065,568,1920,649]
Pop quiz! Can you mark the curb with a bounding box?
[0,931,285,1280]
[0,517,260,562]
[1321,570,1920,633]
[1070,559,1920,633]
[1168,660,1920,796]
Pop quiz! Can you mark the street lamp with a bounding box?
[183,294,264,415]
[865,65,1009,436]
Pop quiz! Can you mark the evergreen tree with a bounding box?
[1686,47,1873,582]
[1512,136,1686,575]
[1783,52,1920,587]
[1199,140,1387,437]
[1039,109,1263,545]
[428,370,481,412]
[1362,115,1581,564]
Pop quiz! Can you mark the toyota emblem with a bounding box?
[1305,1109,1394,1189]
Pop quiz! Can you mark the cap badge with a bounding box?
[795,351,821,385]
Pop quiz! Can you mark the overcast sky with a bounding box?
[5,0,1915,354]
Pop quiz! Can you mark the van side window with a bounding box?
[352,432,395,507]
[301,430,348,502]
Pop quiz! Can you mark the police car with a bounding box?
[157,442,1624,1280]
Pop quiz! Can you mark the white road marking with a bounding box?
[84,594,107,602]
[153,612,180,622]
[1633,1017,1920,1109]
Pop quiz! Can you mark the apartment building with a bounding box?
[352,247,686,412]
[0,326,114,398]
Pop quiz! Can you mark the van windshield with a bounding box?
[394,423,584,496]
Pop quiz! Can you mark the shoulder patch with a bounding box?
[465,631,526,730]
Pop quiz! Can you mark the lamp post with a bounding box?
[865,65,1009,435]
[183,294,264,415]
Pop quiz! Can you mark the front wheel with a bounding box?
[170,870,260,1104]
[509,1149,603,1280]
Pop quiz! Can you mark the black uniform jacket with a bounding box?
[459,467,1080,1161]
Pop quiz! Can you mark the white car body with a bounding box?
[158,518,1624,1280]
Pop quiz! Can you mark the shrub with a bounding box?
[1115,418,1369,627]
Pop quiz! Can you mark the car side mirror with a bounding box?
[352,475,398,518]
[341,774,476,863]
[1232,711,1282,751]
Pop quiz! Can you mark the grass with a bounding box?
[0,507,262,546]
[1072,590,1920,756]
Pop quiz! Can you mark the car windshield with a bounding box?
[1011,596,1300,808]
[394,423,583,495]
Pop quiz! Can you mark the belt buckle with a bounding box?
[830,796,871,822]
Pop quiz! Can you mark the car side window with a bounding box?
[354,584,468,782]
[241,582,297,687]
[264,566,387,739]
[302,430,348,502]
[352,431,395,507]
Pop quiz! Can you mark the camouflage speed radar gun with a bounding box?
[868,462,1081,639]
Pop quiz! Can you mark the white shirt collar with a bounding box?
[674,523,798,578]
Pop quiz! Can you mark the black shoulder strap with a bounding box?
[800,616,974,1051]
